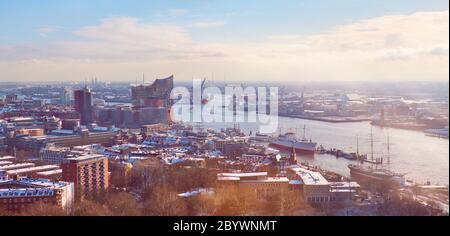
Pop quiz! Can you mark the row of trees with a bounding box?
[1,184,315,216]
[1,161,312,216]
[3,162,443,216]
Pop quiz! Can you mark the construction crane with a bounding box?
[201,78,208,104]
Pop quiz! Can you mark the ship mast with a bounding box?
[370,127,374,161]
[356,135,359,155]
[303,125,306,141]
[386,128,391,171]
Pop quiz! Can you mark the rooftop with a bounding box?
[330,182,361,189]
[289,179,303,185]
[289,166,329,186]
[0,156,16,161]
[218,172,268,178]
[6,165,60,175]
[66,154,106,163]
[9,117,34,122]
[217,176,240,181]
[0,188,56,198]
[241,177,289,183]
[0,163,36,171]
[0,161,13,166]
[0,178,72,198]
[36,169,63,176]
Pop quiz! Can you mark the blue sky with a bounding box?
[0,0,448,82]
[1,0,448,44]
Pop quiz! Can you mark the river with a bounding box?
[188,112,449,185]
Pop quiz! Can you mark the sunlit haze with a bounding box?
[0,0,448,82]
[0,1,449,219]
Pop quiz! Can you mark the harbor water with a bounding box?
[189,111,449,185]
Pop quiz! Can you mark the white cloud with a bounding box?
[189,21,226,28]
[168,8,190,16]
[7,17,223,61]
[266,34,305,40]
[36,25,62,37]
[0,11,448,82]
[301,11,449,54]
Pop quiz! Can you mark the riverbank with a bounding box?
[192,110,449,185]
[302,162,449,215]
[371,120,429,131]
[278,113,372,123]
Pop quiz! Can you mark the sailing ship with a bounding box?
[348,128,405,186]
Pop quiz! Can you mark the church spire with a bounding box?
[290,143,297,164]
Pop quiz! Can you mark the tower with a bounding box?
[74,87,93,125]
[290,143,297,165]
[61,87,72,105]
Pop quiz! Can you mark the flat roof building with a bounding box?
[287,166,331,203]
[0,178,74,212]
[6,165,60,180]
[0,163,36,171]
[0,156,16,161]
[217,172,291,200]
[36,169,63,181]
[0,161,13,166]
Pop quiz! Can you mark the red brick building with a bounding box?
[0,179,74,212]
[61,154,109,197]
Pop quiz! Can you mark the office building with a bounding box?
[74,87,93,125]
[61,87,73,105]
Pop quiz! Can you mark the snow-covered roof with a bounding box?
[218,172,268,178]
[6,165,60,175]
[289,166,329,186]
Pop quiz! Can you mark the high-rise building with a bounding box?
[74,87,93,125]
[61,154,109,197]
[61,87,73,105]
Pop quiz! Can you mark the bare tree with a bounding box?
[142,186,187,216]
[16,203,67,216]
[105,192,142,216]
[72,199,113,216]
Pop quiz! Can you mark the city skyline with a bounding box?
[0,0,449,83]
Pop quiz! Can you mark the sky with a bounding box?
[0,0,448,83]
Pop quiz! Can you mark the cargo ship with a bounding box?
[269,126,317,154]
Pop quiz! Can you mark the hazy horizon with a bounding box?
[1,78,448,97]
[0,0,449,82]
